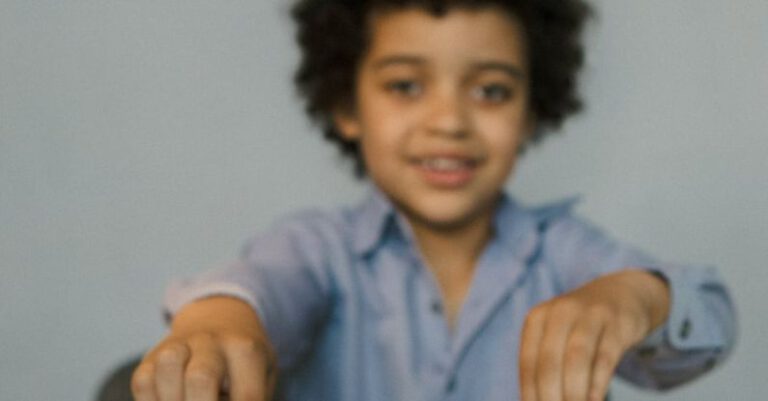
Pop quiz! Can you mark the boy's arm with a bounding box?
[132,296,277,401]
[519,269,670,401]
[613,264,736,389]
[521,208,736,399]
[163,214,337,370]
[135,213,337,401]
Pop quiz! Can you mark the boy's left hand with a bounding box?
[519,269,670,401]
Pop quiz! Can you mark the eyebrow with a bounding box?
[372,55,426,70]
[472,61,526,80]
[372,55,526,80]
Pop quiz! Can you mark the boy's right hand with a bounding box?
[131,297,277,401]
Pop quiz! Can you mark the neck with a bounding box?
[404,205,497,330]
[407,208,495,272]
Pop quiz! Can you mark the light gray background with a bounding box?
[1,0,766,400]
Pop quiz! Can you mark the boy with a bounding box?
[132,1,736,400]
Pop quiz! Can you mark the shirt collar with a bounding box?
[351,185,397,256]
[493,193,534,258]
[492,193,581,261]
[351,185,580,260]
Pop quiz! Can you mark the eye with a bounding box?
[473,83,514,103]
[385,80,422,97]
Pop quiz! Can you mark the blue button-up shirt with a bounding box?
[165,188,735,401]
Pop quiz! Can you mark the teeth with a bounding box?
[421,158,470,171]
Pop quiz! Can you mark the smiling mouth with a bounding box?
[418,157,478,171]
[412,156,480,187]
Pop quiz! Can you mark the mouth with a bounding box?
[411,155,480,188]
[418,157,478,170]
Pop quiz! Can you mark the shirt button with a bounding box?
[431,300,443,314]
[680,318,692,339]
[446,376,457,393]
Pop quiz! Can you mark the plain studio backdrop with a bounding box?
[1,1,766,399]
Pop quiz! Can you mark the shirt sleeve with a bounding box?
[540,212,737,390]
[163,213,337,369]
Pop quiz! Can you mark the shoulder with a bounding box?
[511,195,616,261]
[519,196,658,282]
[239,205,357,267]
[510,194,585,239]
[271,206,353,239]
[526,195,582,228]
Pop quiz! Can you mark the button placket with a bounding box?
[411,253,455,399]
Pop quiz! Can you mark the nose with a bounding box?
[424,87,470,139]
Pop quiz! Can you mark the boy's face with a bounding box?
[336,7,533,232]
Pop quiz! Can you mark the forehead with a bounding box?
[364,7,528,68]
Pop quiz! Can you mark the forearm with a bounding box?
[614,269,671,336]
[519,268,673,401]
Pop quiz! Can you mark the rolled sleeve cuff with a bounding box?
[162,278,264,325]
[638,265,731,350]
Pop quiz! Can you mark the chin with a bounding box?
[409,201,487,232]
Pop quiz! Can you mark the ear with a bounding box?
[333,108,362,141]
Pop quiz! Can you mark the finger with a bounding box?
[132,359,159,401]
[519,305,547,401]
[154,342,191,401]
[563,317,605,401]
[223,337,275,401]
[537,303,578,401]
[587,323,625,401]
[184,334,227,401]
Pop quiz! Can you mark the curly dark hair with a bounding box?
[292,0,593,177]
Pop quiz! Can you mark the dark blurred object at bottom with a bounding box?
[95,356,141,401]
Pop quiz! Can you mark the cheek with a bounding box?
[481,119,526,156]
[476,120,526,180]
[359,110,413,158]
[358,125,404,174]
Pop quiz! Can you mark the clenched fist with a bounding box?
[132,297,277,401]
[519,269,670,401]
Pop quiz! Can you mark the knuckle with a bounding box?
[558,297,582,312]
[531,302,550,316]
[594,347,618,371]
[603,329,629,351]
[524,304,548,325]
[566,334,590,360]
[538,349,558,370]
[564,387,584,401]
[550,298,583,320]
[519,349,535,365]
[522,312,537,327]
[618,313,646,340]
[130,365,154,395]
[156,342,189,366]
[185,366,221,390]
[587,303,612,320]
[190,330,217,344]
[225,335,260,352]
[225,336,272,363]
